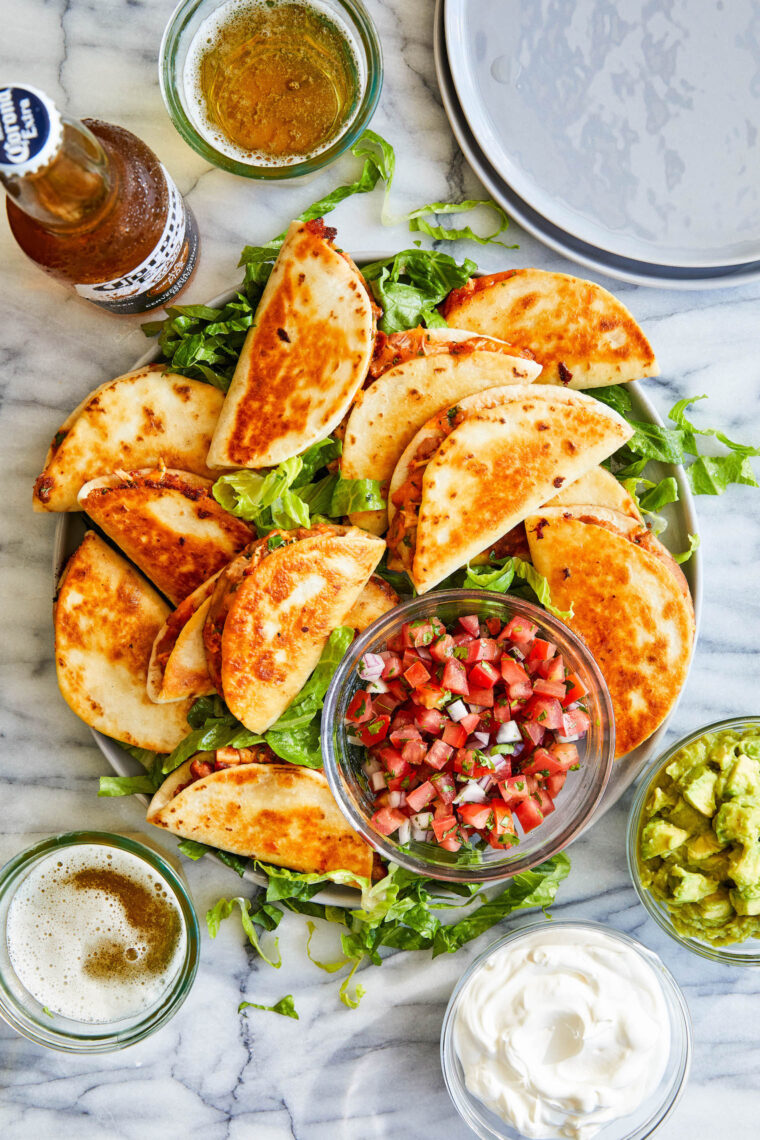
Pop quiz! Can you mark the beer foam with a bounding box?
[6,844,186,1024]
[182,0,365,167]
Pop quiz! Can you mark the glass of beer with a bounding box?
[0,831,200,1052]
[160,0,383,179]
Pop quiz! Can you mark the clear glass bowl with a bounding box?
[322,590,615,883]
[627,716,760,966]
[160,0,383,179]
[440,919,692,1140]
[0,831,200,1052]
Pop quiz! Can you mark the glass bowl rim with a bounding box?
[159,0,384,179]
[0,830,201,1053]
[627,714,760,966]
[322,588,615,883]
[440,917,693,1140]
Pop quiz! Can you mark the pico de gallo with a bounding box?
[344,610,591,854]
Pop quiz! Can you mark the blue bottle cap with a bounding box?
[0,85,63,175]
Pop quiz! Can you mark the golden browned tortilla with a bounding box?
[220,527,385,732]
[78,468,253,605]
[207,218,376,469]
[147,755,374,879]
[147,572,222,703]
[525,506,694,758]
[54,531,193,751]
[33,367,224,512]
[441,268,659,388]
[386,385,633,593]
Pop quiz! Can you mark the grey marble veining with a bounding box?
[1,1,760,1137]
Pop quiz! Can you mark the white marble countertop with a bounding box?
[2,1,760,1137]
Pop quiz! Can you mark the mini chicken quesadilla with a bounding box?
[203,526,385,732]
[78,469,253,605]
[54,532,193,751]
[147,750,374,878]
[207,219,377,469]
[340,325,542,533]
[441,269,659,389]
[549,464,641,519]
[147,573,221,703]
[387,385,633,593]
[344,575,399,631]
[33,367,224,512]
[525,506,695,757]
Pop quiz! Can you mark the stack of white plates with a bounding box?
[435,0,760,288]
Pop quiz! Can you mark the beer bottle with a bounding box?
[0,85,199,314]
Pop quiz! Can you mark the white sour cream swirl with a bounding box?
[453,926,670,1140]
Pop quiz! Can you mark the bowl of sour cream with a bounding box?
[440,920,691,1140]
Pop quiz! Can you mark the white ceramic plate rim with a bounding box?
[443,0,760,270]
[54,265,701,898]
[434,0,760,290]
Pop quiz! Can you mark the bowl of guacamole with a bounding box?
[627,717,760,965]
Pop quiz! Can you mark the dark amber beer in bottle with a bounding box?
[0,85,199,313]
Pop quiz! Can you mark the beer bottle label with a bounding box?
[74,168,199,314]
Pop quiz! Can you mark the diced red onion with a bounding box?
[370,771,386,792]
[410,811,433,829]
[388,790,406,809]
[496,721,522,744]
[509,646,526,660]
[347,734,363,746]
[471,730,490,749]
[362,757,382,776]
[397,819,411,845]
[556,732,582,743]
[447,699,468,722]
[367,678,389,694]
[416,646,432,661]
[358,652,385,681]
[477,775,496,792]
[411,825,429,843]
[454,781,487,804]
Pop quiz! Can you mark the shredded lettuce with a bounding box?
[673,533,701,565]
[98,772,162,798]
[239,995,299,1020]
[176,839,249,876]
[362,248,477,333]
[206,897,281,968]
[209,854,570,1009]
[408,199,516,248]
[462,555,573,621]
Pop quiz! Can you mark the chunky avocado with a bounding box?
[637,726,760,948]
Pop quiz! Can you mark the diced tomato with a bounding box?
[358,715,390,746]
[514,798,544,833]
[401,740,427,766]
[390,706,416,729]
[438,834,463,852]
[546,772,567,798]
[493,696,512,723]
[381,653,403,680]
[430,771,456,802]
[442,658,469,696]
[523,695,564,730]
[535,787,556,817]
[532,678,567,700]
[386,633,404,654]
[405,781,436,812]
[468,687,495,707]
[415,707,447,734]
[562,708,591,737]
[501,616,538,645]
[426,739,454,770]
[469,661,499,689]
[527,638,555,662]
[452,631,473,648]
[401,622,415,649]
[383,754,413,782]
[390,725,422,747]
[442,721,468,748]
[373,693,402,716]
[404,659,431,688]
[562,672,588,707]
[550,742,580,771]
[459,712,481,734]
[458,614,481,637]
[500,657,529,685]
[500,775,531,803]
[458,802,493,830]
[429,634,456,662]
[388,679,409,702]
[521,720,545,748]
[377,745,403,768]
[464,638,500,663]
[454,749,496,779]
[540,655,566,683]
[408,619,437,647]
[371,806,407,836]
[412,683,448,709]
[485,616,502,636]
[346,690,373,725]
[522,747,562,777]
[432,815,460,842]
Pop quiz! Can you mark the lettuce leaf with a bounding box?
[176,839,249,876]
[98,772,162,797]
[361,248,477,333]
[462,555,572,621]
[408,199,516,248]
[206,897,281,968]
[674,533,701,565]
[239,995,299,1020]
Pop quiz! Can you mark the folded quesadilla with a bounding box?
[340,325,542,533]
[386,385,633,593]
[33,367,224,512]
[441,268,659,389]
[54,531,194,751]
[525,506,695,757]
[207,219,377,469]
[78,468,253,605]
[345,575,400,631]
[147,750,374,879]
[147,572,222,703]
[548,464,641,519]
[204,525,385,732]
